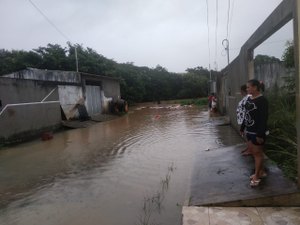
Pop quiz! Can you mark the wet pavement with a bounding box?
[183,134,300,225]
[187,144,300,206]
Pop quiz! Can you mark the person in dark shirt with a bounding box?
[240,79,268,187]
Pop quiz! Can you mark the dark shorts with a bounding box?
[246,133,266,145]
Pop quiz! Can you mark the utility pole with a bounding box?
[222,39,230,65]
[74,46,79,72]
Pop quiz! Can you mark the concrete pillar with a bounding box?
[248,50,255,80]
[294,0,300,188]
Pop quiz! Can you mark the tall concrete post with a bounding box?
[294,0,300,188]
[247,50,255,80]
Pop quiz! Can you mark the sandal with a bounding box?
[250,179,261,187]
[249,172,267,180]
[242,152,252,156]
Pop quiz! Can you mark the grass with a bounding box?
[137,163,175,225]
[265,89,297,181]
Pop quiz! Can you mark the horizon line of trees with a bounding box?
[1,41,292,104]
[0,43,218,103]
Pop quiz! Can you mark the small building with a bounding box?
[0,68,121,144]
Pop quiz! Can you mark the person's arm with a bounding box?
[256,97,268,138]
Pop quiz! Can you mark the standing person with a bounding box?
[208,93,214,110]
[236,84,251,155]
[240,79,268,187]
[211,95,217,112]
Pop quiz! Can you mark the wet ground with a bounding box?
[0,103,243,225]
[188,144,300,206]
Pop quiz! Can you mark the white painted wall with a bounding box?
[58,85,83,120]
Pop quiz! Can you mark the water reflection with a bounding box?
[0,104,243,225]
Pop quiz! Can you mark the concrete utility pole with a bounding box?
[75,47,79,72]
[294,0,300,188]
[222,39,230,65]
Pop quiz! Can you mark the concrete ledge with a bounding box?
[187,144,300,207]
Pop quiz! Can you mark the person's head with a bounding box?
[246,79,264,95]
[240,84,247,96]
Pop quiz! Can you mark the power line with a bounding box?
[205,0,211,71]
[226,0,231,39]
[27,0,79,72]
[214,0,219,70]
[228,0,235,40]
[27,0,71,42]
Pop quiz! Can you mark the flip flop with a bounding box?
[250,179,261,187]
[249,173,267,180]
[242,152,252,156]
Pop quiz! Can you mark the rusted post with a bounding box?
[293,0,300,188]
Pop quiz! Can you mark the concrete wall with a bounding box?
[58,85,83,119]
[0,77,62,143]
[0,77,59,107]
[80,73,121,114]
[218,0,294,132]
[4,68,81,83]
[81,73,120,99]
[255,62,295,91]
[0,69,121,143]
[0,102,61,143]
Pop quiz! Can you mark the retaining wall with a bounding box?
[0,102,61,144]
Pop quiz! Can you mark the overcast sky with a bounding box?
[0,0,293,73]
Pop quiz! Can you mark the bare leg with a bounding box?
[241,141,252,155]
[250,143,264,181]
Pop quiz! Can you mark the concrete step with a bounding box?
[182,206,300,225]
[186,144,300,206]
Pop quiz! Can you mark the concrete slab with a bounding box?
[187,144,300,206]
[182,206,300,225]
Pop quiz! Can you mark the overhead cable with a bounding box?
[228,0,235,40]
[27,0,71,42]
[226,0,231,39]
[27,0,79,72]
[214,0,219,70]
[205,0,211,71]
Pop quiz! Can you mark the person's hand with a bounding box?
[256,137,264,144]
[240,131,244,137]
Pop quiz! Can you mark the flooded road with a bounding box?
[0,104,242,225]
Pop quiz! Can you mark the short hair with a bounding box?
[240,84,247,92]
[247,79,265,92]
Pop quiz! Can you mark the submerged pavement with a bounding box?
[182,143,300,224]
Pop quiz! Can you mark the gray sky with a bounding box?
[0,0,293,73]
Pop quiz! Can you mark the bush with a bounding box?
[265,87,297,180]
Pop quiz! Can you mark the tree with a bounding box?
[281,40,294,68]
[254,54,280,66]
[34,44,68,70]
[0,49,42,75]
[0,43,212,103]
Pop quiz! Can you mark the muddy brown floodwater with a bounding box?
[0,103,243,225]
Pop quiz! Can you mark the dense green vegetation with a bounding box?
[254,54,281,65]
[261,41,297,180]
[266,81,297,180]
[0,43,215,104]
